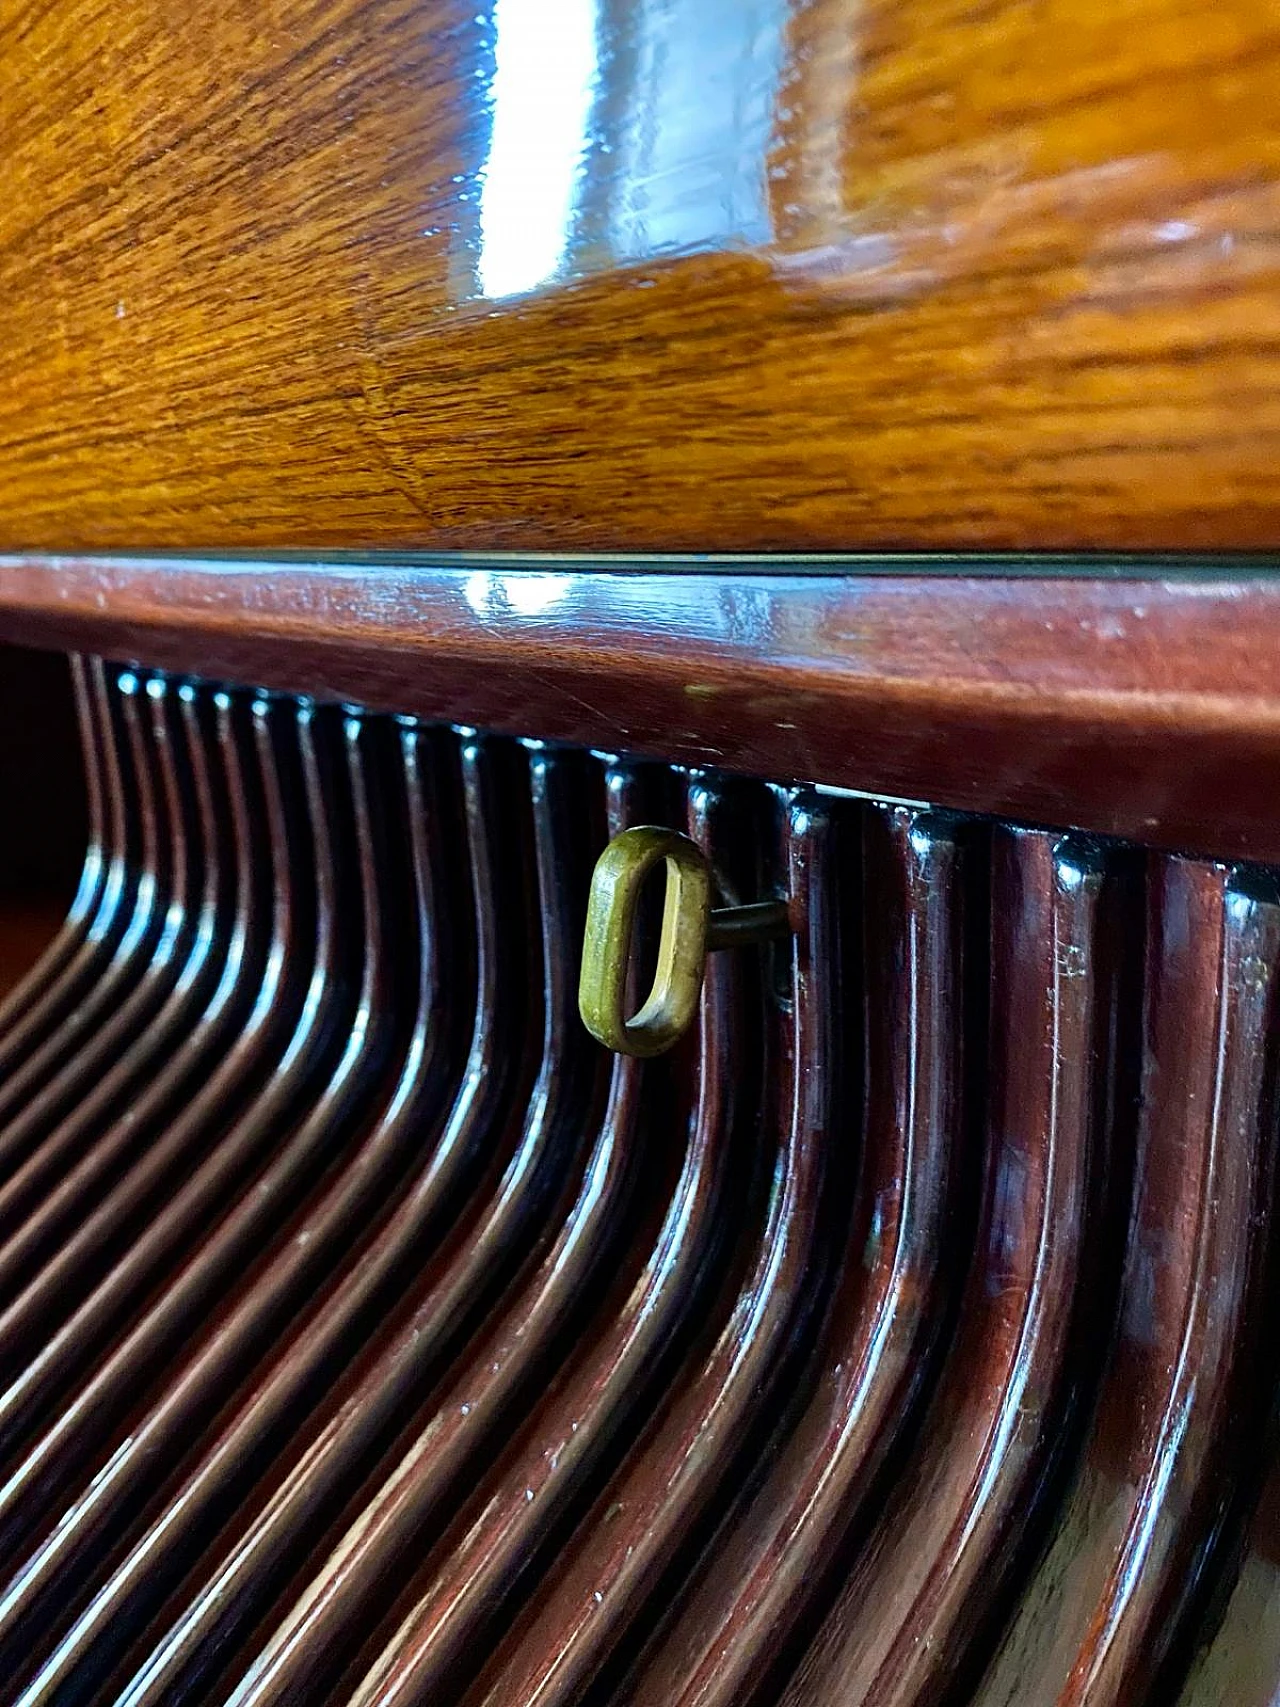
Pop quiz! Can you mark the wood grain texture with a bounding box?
[4,557,1280,864]
[2,0,1280,553]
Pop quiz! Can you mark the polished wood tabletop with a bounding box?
[2,0,1280,554]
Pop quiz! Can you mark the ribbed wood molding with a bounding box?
[0,656,1270,1706]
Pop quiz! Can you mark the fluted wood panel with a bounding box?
[0,655,1273,1706]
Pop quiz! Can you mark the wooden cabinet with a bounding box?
[0,0,1277,1700]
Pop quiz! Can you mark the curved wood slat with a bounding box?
[619,804,963,1707]
[0,708,418,1697]
[6,730,491,1693]
[0,661,133,1077]
[0,678,228,1259]
[0,685,257,1290]
[115,753,636,1707]
[229,773,749,1706]
[0,671,170,1138]
[0,692,320,1484]
[0,654,1271,1702]
[0,657,108,1041]
[778,828,1107,1706]
[0,721,399,1691]
[34,730,576,1704]
[0,677,209,1166]
[452,790,836,1707]
[972,859,1280,1707]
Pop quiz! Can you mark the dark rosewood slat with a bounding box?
[458,791,836,1707]
[621,804,963,1707]
[229,773,746,1707]
[96,720,472,1705]
[0,678,225,1258]
[0,677,202,1160]
[0,707,417,1698]
[0,677,208,1231]
[0,684,255,1287]
[113,731,551,1707]
[0,720,395,1693]
[972,859,1280,1707]
[92,734,578,1706]
[111,749,624,1706]
[0,662,133,1080]
[10,732,540,1703]
[0,693,321,1479]
[778,828,1107,1707]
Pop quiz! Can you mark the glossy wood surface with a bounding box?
[0,659,1273,1701]
[232,775,749,1705]
[456,795,837,1707]
[6,558,1280,865]
[779,828,1107,1707]
[3,0,1280,553]
[619,806,961,1707]
[972,860,1280,1706]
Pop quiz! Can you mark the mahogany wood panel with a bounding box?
[3,0,1280,553]
[4,557,1280,865]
